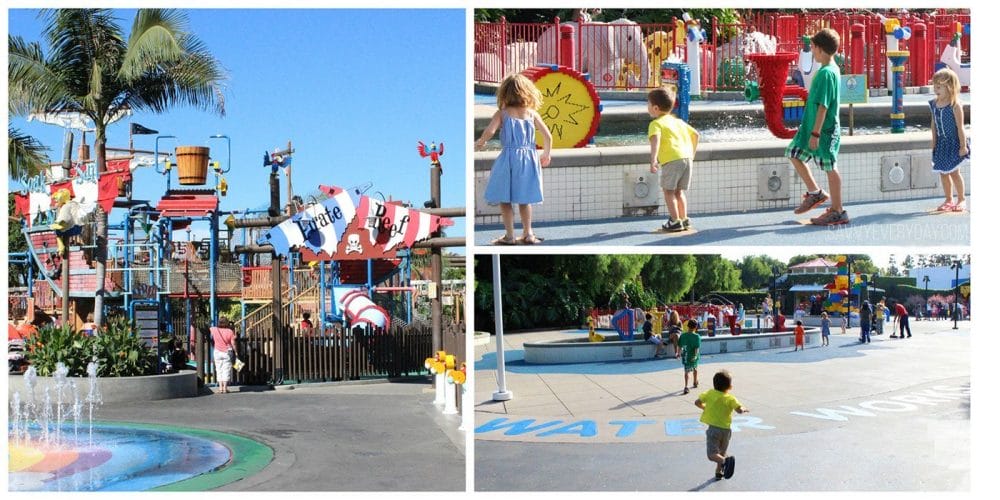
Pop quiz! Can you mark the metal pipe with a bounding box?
[231,216,290,229]
[422,207,466,218]
[373,286,418,293]
[208,135,231,173]
[124,210,132,315]
[319,260,326,328]
[210,213,218,325]
[154,135,177,191]
[492,254,512,401]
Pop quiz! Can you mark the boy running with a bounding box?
[696,370,750,480]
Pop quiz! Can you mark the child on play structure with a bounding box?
[476,73,553,245]
[647,86,700,232]
[695,370,749,480]
[786,28,848,226]
[929,67,969,212]
[679,319,701,394]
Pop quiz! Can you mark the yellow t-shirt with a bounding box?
[698,389,742,429]
[648,113,698,165]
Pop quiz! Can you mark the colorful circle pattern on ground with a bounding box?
[9,421,272,491]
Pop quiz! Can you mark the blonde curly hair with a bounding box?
[497,73,543,110]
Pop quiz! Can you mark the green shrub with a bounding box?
[91,317,157,377]
[24,325,95,377]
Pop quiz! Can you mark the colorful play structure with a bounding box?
[937,22,970,87]
[474,10,970,97]
[822,255,866,315]
[9,132,465,386]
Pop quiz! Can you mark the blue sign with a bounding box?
[841,75,868,104]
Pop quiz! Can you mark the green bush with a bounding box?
[25,318,157,377]
[24,325,95,377]
[92,317,157,377]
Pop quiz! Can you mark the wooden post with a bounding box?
[430,160,443,354]
[269,170,285,383]
[60,236,70,326]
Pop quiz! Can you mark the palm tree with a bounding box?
[9,9,227,328]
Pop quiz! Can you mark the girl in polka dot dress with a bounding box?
[929,68,969,212]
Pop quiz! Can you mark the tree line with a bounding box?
[474,254,886,332]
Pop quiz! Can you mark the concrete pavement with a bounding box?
[95,380,465,491]
[474,196,971,247]
[474,320,970,491]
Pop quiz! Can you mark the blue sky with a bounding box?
[8,8,466,240]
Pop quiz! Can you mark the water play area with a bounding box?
[473,9,972,227]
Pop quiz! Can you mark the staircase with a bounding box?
[22,226,100,299]
[240,281,320,335]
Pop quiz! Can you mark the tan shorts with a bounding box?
[706,425,732,458]
[659,158,692,191]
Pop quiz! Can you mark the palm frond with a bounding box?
[8,35,69,115]
[8,128,51,179]
[119,9,187,80]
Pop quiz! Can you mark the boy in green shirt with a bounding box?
[785,28,847,226]
[695,370,750,480]
[679,319,701,394]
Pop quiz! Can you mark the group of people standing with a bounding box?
[478,27,968,241]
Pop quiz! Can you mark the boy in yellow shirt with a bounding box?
[695,370,750,480]
[648,86,700,232]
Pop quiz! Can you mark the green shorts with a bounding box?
[785,144,837,172]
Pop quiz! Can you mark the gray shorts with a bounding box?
[706,425,732,458]
[659,158,692,191]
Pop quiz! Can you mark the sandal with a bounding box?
[520,234,544,245]
[683,387,690,395]
[491,236,517,245]
[951,201,966,212]
[936,201,955,212]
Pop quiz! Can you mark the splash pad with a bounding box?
[9,364,271,491]
[523,327,822,364]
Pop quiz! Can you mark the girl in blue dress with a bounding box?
[929,68,969,212]
[475,73,553,244]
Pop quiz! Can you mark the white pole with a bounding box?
[443,378,458,415]
[492,255,512,401]
[434,372,446,405]
[458,383,471,430]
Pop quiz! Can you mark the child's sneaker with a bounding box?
[681,218,692,230]
[810,208,849,226]
[794,190,829,214]
[662,219,685,232]
[723,456,736,479]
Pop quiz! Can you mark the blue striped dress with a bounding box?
[484,111,543,204]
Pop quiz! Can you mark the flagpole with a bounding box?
[286,140,293,216]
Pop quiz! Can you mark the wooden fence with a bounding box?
[194,321,460,386]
